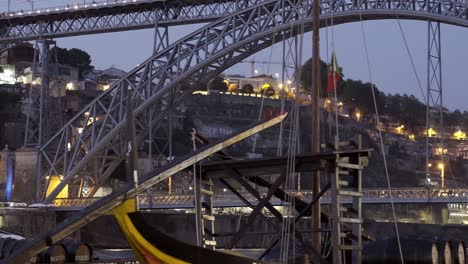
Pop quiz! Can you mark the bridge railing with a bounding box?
[52,188,468,209]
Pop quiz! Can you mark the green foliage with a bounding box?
[208,76,228,92]
[299,56,468,131]
[53,47,94,79]
[383,93,426,130]
[300,57,345,95]
[300,58,330,94]
[264,87,276,97]
[339,79,385,114]
[240,84,254,94]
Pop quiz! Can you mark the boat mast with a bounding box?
[312,0,321,255]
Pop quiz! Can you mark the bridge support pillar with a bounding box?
[425,21,444,184]
[23,39,62,202]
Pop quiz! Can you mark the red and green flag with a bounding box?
[327,52,341,94]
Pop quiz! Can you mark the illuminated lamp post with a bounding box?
[438,163,445,188]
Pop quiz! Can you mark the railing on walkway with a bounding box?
[51,188,468,210]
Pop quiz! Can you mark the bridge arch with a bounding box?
[42,0,468,202]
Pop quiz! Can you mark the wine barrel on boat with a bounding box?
[38,244,67,263]
[442,240,453,264]
[451,241,466,264]
[363,238,439,263]
[0,236,36,263]
[63,240,93,263]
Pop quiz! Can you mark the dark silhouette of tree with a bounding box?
[340,79,384,113]
[300,58,330,95]
[240,83,254,94]
[264,87,276,97]
[208,76,228,92]
[52,47,94,79]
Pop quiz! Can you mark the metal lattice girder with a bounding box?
[3,114,286,264]
[0,0,265,43]
[2,0,468,43]
[425,21,444,182]
[40,0,468,203]
[24,40,54,147]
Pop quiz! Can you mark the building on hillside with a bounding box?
[0,43,35,76]
[0,121,25,149]
[457,143,468,159]
[224,74,278,93]
[80,67,127,91]
[376,115,405,135]
[21,63,79,97]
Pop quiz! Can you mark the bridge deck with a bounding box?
[50,188,468,211]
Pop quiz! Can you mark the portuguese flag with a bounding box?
[327,52,341,94]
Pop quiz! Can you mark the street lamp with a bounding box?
[438,163,445,188]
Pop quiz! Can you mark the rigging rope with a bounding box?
[395,15,428,104]
[357,14,405,264]
[251,25,278,154]
[278,19,305,263]
[190,129,201,247]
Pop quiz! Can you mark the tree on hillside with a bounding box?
[397,94,426,130]
[240,84,254,94]
[53,47,94,79]
[208,76,228,92]
[300,58,331,95]
[340,79,385,113]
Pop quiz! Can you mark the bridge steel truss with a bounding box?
[0,0,264,43]
[37,0,468,203]
[425,21,444,184]
[0,0,468,44]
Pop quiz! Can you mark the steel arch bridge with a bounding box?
[37,0,468,203]
[2,0,468,43]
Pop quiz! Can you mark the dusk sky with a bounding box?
[3,0,468,111]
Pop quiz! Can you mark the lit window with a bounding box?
[66,82,76,91]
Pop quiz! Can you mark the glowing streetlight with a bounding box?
[356,111,361,121]
[438,163,445,188]
[396,125,405,134]
[427,128,437,137]
[454,130,466,140]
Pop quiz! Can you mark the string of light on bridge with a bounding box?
[2,0,152,18]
